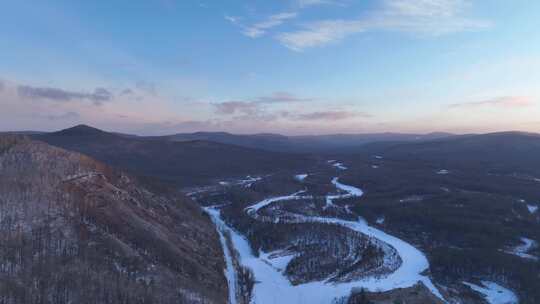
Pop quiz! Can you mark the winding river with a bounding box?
[204,172,446,304]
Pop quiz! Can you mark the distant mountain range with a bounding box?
[353,131,540,176]
[3,124,534,184]
[32,125,315,187]
[20,124,455,153]
[158,131,454,153]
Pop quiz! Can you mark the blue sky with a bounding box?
[1,0,539,135]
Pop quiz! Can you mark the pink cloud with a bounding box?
[449,96,535,108]
[297,110,371,121]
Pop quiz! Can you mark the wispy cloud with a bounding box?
[224,15,240,24]
[277,0,491,51]
[371,0,491,34]
[131,120,225,135]
[242,12,298,38]
[297,110,371,120]
[46,111,81,121]
[227,1,345,38]
[214,101,260,115]
[121,88,134,95]
[449,96,535,108]
[135,80,157,96]
[296,0,344,8]
[17,85,113,106]
[211,92,369,124]
[212,90,370,125]
[213,92,311,115]
[255,91,312,103]
[279,19,365,51]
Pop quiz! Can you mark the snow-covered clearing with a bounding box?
[239,176,262,188]
[333,162,348,170]
[220,176,262,188]
[462,281,518,304]
[215,176,446,304]
[506,237,538,261]
[245,190,309,214]
[191,176,262,195]
[527,204,538,214]
[260,250,296,272]
[295,174,308,182]
[327,159,347,170]
[399,195,424,203]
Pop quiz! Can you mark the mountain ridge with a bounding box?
[0,135,227,303]
[33,125,315,187]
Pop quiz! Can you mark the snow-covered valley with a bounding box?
[463,281,518,304]
[200,163,449,304]
[188,159,534,304]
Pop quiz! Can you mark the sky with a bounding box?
[1,0,540,135]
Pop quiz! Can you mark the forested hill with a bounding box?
[0,135,227,304]
[354,131,540,175]
[34,125,316,187]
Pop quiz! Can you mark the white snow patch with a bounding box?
[436,169,450,175]
[327,160,347,170]
[527,204,538,214]
[294,174,308,182]
[462,281,518,304]
[506,237,538,261]
[324,194,339,209]
[185,190,202,197]
[245,190,309,214]
[217,176,262,188]
[399,195,423,203]
[239,176,262,188]
[374,155,383,159]
[371,165,379,169]
[260,250,296,272]
[333,162,348,170]
[376,216,385,225]
[179,288,208,304]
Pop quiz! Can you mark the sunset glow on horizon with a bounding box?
[1,1,539,135]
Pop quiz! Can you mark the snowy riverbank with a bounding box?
[209,176,446,304]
